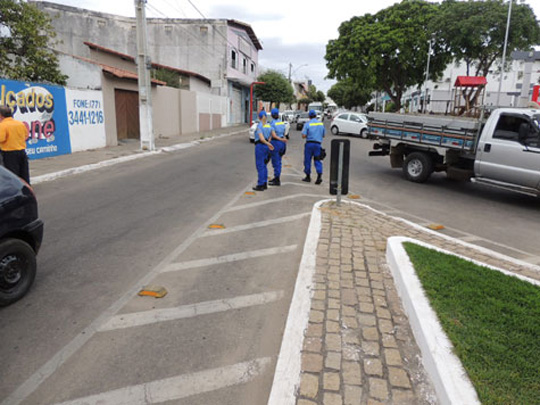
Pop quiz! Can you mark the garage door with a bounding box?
[231,87,242,124]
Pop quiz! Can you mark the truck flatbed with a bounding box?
[368,112,480,152]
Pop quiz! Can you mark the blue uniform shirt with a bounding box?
[256,122,273,143]
[271,120,287,139]
[302,118,325,143]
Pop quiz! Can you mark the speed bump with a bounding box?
[427,224,445,230]
[138,285,168,298]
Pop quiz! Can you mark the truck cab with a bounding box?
[474,109,540,194]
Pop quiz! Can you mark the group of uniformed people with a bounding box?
[253,108,325,191]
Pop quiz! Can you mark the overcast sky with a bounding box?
[41,0,540,93]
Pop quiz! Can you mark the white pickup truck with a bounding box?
[368,108,540,197]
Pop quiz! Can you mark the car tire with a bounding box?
[360,128,368,139]
[403,152,434,183]
[331,126,339,135]
[0,238,37,306]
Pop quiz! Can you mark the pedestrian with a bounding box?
[301,109,325,184]
[252,110,274,191]
[0,105,30,184]
[268,108,287,186]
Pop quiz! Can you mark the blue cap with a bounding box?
[308,109,317,118]
[258,110,267,119]
[271,108,279,117]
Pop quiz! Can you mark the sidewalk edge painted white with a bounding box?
[32,129,246,185]
[386,237,481,405]
[267,199,330,405]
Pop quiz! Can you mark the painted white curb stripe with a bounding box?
[54,357,271,405]
[267,199,328,405]
[387,237,485,405]
[161,245,298,273]
[200,213,311,237]
[226,194,323,212]
[99,291,284,331]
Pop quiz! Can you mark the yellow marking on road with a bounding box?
[427,224,445,230]
[208,224,226,229]
[348,194,361,199]
[244,191,256,196]
[138,285,168,298]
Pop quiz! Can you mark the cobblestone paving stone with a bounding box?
[295,201,540,405]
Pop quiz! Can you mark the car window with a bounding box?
[350,114,361,123]
[337,114,348,120]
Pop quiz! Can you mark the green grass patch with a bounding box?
[403,242,540,405]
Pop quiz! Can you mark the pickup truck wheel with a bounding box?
[0,239,36,306]
[403,152,434,183]
[331,125,339,135]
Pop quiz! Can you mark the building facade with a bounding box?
[33,1,262,125]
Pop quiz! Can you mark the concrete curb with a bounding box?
[386,236,540,405]
[386,237,480,405]
[32,129,245,185]
[267,199,331,405]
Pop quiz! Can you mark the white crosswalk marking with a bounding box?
[161,245,297,273]
[225,193,323,212]
[99,291,284,331]
[200,212,311,236]
[54,357,271,405]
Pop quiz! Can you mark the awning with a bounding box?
[454,76,487,87]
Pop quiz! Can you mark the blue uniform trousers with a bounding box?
[304,142,323,175]
[255,142,270,186]
[270,140,286,177]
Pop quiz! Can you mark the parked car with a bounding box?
[330,112,369,138]
[296,112,311,130]
[0,167,44,306]
[249,112,291,143]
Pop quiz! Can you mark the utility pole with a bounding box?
[496,0,513,107]
[288,63,292,83]
[134,0,155,151]
[422,36,433,114]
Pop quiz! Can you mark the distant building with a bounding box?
[33,1,262,125]
[402,51,540,114]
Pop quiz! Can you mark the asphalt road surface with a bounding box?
[1,124,539,405]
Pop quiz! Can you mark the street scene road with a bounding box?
[2,123,539,404]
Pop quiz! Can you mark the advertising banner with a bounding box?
[65,88,106,152]
[0,78,70,159]
[0,78,106,159]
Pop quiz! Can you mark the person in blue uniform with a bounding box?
[301,109,325,184]
[253,110,274,191]
[268,108,288,186]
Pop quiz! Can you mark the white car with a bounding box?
[249,112,291,143]
[330,112,369,138]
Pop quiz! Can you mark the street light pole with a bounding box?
[496,0,513,107]
[422,36,433,114]
[134,0,154,151]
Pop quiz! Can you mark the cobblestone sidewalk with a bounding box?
[296,201,540,405]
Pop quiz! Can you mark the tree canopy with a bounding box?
[327,79,372,109]
[255,69,294,106]
[0,0,67,85]
[433,0,540,110]
[326,0,449,111]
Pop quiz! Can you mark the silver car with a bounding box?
[330,112,369,138]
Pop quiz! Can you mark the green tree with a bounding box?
[0,0,67,85]
[326,0,450,111]
[306,84,326,103]
[433,0,540,112]
[328,79,373,109]
[255,69,294,106]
